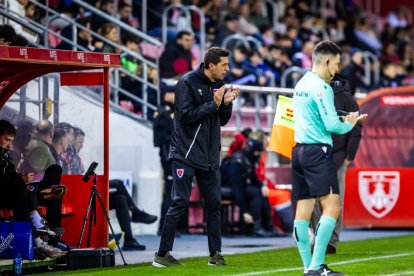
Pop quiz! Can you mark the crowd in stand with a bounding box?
[3,0,414,113]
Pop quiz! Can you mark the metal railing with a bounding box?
[362,51,380,88]
[280,66,307,88]
[162,3,205,63]
[224,84,294,133]
[10,0,162,121]
[221,34,263,51]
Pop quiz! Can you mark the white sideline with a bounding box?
[382,271,414,276]
[231,252,414,276]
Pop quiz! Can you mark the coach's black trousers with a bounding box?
[158,160,222,253]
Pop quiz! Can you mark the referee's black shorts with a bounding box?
[291,143,339,200]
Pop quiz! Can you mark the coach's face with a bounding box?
[210,57,230,81]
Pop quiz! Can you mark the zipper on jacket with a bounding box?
[185,123,202,159]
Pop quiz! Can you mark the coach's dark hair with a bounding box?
[204,47,230,67]
[312,40,342,65]
[0,119,16,137]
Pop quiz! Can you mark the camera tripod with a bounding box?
[77,173,127,266]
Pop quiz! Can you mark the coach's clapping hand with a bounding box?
[214,85,226,107]
[224,85,240,106]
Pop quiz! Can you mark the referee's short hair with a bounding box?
[204,47,230,67]
[312,40,342,65]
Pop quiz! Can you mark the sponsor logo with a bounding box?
[0,233,14,253]
[176,169,184,179]
[103,54,111,63]
[213,89,218,94]
[380,95,414,106]
[19,48,28,59]
[0,81,10,92]
[49,50,57,61]
[358,171,400,218]
[198,89,203,95]
[285,108,293,118]
[77,52,85,63]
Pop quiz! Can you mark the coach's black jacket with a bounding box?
[169,63,233,171]
[331,74,363,168]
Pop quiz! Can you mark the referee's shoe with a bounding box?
[306,264,344,275]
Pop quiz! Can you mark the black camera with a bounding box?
[82,162,98,183]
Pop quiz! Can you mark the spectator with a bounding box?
[380,61,403,88]
[6,0,38,44]
[221,139,277,237]
[9,120,34,173]
[120,33,142,112]
[69,127,85,174]
[27,120,55,173]
[227,46,256,84]
[52,123,74,174]
[245,50,274,87]
[0,119,64,257]
[90,0,114,32]
[292,40,315,70]
[340,49,366,94]
[214,13,238,47]
[94,22,120,53]
[56,18,93,51]
[159,30,194,79]
[227,127,252,157]
[236,3,259,36]
[109,179,157,250]
[386,6,409,29]
[11,33,29,46]
[117,2,139,42]
[0,24,17,45]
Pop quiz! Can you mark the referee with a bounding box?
[291,41,366,276]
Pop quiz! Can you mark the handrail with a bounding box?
[0,5,43,43]
[362,51,380,87]
[280,66,307,88]
[221,34,263,51]
[71,0,162,48]
[187,5,205,62]
[162,3,192,44]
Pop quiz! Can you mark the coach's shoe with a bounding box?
[152,252,182,267]
[208,251,226,266]
[326,244,337,254]
[307,264,344,275]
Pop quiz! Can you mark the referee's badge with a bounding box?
[176,169,184,178]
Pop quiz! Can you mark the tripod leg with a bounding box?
[86,194,96,248]
[77,189,95,248]
[95,191,128,266]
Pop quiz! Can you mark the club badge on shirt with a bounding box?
[176,169,184,179]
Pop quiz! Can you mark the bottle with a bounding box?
[13,253,22,276]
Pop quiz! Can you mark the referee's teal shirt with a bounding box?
[293,71,353,146]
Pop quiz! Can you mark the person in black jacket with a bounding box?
[311,74,363,254]
[153,85,176,235]
[221,139,276,237]
[153,47,240,267]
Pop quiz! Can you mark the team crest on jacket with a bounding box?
[176,169,184,178]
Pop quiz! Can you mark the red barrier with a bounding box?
[343,168,414,228]
[61,175,108,248]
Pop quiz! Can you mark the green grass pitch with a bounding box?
[41,235,414,275]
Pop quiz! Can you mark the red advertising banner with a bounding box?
[343,168,414,227]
